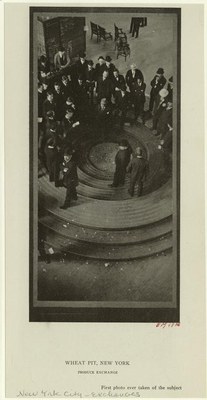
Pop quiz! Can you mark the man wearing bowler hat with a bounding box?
[76,51,88,80]
[149,67,167,113]
[95,56,106,80]
[127,147,148,197]
[60,148,79,209]
[104,55,116,78]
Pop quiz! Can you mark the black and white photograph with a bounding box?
[4,2,206,398]
[30,6,180,322]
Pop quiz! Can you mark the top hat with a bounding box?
[64,147,73,156]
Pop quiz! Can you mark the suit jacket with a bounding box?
[62,159,78,188]
[157,107,172,135]
[97,77,114,101]
[85,68,96,90]
[154,96,167,116]
[104,63,116,78]
[42,99,56,119]
[95,63,106,80]
[125,69,144,90]
[150,75,166,96]
[167,84,173,102]
[131,81,146,102]
[38,91,44,118]
[112,74,125,92]
[76,60,88,80]
[62,116,77,136]
[74,83,88,107]
[53,91,65,121]
[114,91,131,111]
[61,82,74,101]
[115,148,131,171]
[45,119,59,137]
[38,60,50,80]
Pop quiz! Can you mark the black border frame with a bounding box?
[30,6,181,323]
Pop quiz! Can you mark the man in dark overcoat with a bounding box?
[42,92,56,120]
[167,76,173,102]
[95,56,106,80]
[53,82,65,122]
[112,69,126,94]
[96,98,112,139]
[44,137,58,183]
[75,51,88,80]
[149,67,166,113]
[127,147,148,197]
[152,88,169,132]
[109,139,132,187]
[104,55,116,79]
[96,70,114,103]
[85,60,96,105]
[131,77,146,123]
[60,148,79,209]
[156,101,173,138]
[114,85,131,126]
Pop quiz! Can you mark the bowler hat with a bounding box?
[157,67,164,74]
[88,60,94,66]
[105,55,112,62]
[64,147,73,156]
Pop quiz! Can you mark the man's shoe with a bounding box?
[60,204,69,209]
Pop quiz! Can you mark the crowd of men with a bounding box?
[38,48,173,208]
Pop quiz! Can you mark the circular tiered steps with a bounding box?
[39,123,173,260]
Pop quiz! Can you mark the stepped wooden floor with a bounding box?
[39,123,173,260]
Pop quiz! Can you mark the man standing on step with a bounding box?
[127,147,148,197]
[60,148,79,210]
[109,139,132,187]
